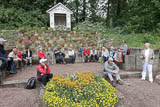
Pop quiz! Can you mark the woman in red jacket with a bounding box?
[38,48,46,59]
[83,47,90,63]
[37,58,53,86]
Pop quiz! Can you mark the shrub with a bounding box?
[44,71,119,107]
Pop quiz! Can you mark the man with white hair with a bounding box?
[0,38,10,75]
[140,43,154,83]
[104,57,123,87]
[37,58,53,86]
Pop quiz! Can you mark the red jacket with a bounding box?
[83,48,90,56]
[37,64,51,79]
[38,50,45,59]
[17,51,24,60]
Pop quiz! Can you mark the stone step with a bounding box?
[119,71,141,79]
[0,72,142,88]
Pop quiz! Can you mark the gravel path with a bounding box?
[116,78,160,107]
[4,63,104,81]
[0,88,41,107]
[1,63,160,107]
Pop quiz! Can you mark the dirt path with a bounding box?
[116,78,160,107]
[0,88,41,107]
[1,63,160,107]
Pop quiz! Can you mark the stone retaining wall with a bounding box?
[122,48,160,76]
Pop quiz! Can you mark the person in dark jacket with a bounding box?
[54,48,66,64]
[25,47,32,66]
[37,58,53,86]
[0,38,10,75]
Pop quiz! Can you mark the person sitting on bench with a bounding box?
[38,47,46,60]
[25,47,32,66]
[54,48,66,64]
[37,58,53,86]
[104,57,123,87]
[0,38,10,75]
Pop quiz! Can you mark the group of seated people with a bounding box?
[0,38,33,75]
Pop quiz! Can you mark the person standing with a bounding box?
[120,40,128,63]
[140,43,154,83]
[0,38,10,75]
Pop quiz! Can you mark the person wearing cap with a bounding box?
[104,57,123,87]
[140,43,154,83]
[0,38,10,75]
[120,40,128,63]
[38,47,46,60]
[37,58,53,86]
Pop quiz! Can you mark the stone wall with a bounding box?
[122,48,160,75]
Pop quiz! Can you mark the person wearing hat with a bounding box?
[37,58,53,86]
[104,57,123,87]
[0,38,10,75]
[140,43,154,83]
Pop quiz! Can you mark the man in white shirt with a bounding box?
[140,43,154,83]
[8,47,18,74]
[68,48,75,64]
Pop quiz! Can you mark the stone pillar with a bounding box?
[122,55,136,71]
[50,13,55,28]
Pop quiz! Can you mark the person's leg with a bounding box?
[107,72,114,81]
[142,63,147,80]
[10,60,16,73]
[40,75,48,86]
[147,63,153,82]
[115,73,121,80]
[123,55,125,63]
[60,56,66,64]
[0,57,8,72]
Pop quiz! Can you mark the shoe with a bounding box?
[117,80,123,85]
[111,81,117,87]
[149,81,153,83]
[10,71,16,74]
[140,78,145,81]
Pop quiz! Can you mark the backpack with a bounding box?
[24,77,36,89]
[127,48,131,55]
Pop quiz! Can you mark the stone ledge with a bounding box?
[0,79,41,88]
[119,72,141,79]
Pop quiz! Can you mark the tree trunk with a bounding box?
[117,0,120,18]
[82,0,86,21]
[75,0,79,23]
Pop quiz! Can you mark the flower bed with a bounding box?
[44,71,119,107]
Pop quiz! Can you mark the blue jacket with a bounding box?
[0,45,7,58]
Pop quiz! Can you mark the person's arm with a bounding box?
[150,49,154,59]
[140,50,145,59]
[104,62,113,73]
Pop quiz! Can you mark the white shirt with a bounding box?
[68,50,75,56]
[8,51,18,59]
[144,48,150,63]
[27,49,30,57]
[104,49,109,57]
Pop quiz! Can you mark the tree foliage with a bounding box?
[0,0,160,33]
